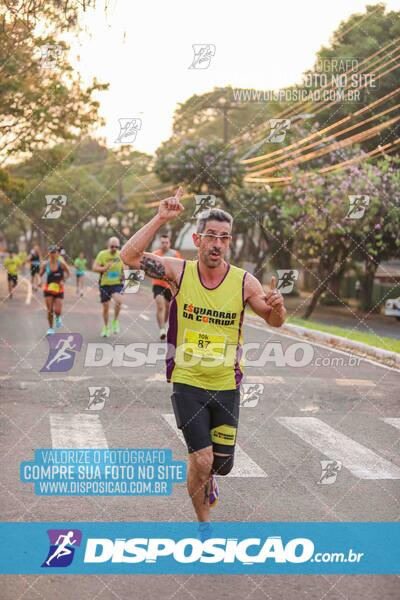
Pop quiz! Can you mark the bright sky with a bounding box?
[65,0,400,154]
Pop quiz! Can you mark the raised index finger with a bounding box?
[174,186,184,200]
[270,276,277,290]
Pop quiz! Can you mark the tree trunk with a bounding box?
[361,261,378,312]
[324,264,346,305]
[303,283,326,318]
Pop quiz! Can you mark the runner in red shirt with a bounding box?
[152,234,182,339]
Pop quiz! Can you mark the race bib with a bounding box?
[107,270,119,280]
[47,282,61,294]
[183,329,226,359]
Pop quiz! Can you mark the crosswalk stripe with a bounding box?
[162,414,266,478]
[335,379,376,387]
[381,418,400,431]
[245,376,284,384]
[50,414,108,448]
[276,417,400,479]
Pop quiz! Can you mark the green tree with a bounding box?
[154,138,244,208]
[302,4,400,150]
[0,2,108,162]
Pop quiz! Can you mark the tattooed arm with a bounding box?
[138,253,183,290]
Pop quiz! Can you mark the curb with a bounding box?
[245,313,400,368]
[282,323,400,367]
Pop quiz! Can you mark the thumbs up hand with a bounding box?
[264,276,284,314]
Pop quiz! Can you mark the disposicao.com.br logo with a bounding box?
[0,522,395,574]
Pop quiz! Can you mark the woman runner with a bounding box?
[74,251,87,296]
[40,245,70,335]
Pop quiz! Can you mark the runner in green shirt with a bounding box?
[3,251,21,299]
[93,237,125,337]
[74,252,87,296]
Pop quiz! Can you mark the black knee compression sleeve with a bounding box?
[212,454,234,476]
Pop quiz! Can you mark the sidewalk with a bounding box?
[282,293,400,340]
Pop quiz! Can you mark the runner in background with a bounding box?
[58,245,67,263]
[3,250,21,299]
[93,237,124,338]
[40,245,70,335]
[27,245,42,291]
[152,234,182,340]
[74,252,87,296]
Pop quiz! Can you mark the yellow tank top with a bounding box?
[167,260,247,391]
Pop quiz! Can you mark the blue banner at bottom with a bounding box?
[0,522,398,574]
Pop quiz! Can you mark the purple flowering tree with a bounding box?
[288,156,400,317]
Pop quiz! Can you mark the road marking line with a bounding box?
[23,278,32,305]
[140,314,150,321]
[381,418,400,431]
[50,414,108,448]
[335,379,376,387]
[41,376,93,382]
[245,376,284,384]
[162,413,267,478]
[276,417,400,479]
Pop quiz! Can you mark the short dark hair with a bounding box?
[196,208,233,234]
[160,234,170,240]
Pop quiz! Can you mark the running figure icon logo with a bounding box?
[267,119,291,143]
[41,44,62,69]
[193,194,216,218]
[188,44,216,69]
[276,270,299,294]
[346,195,370,219]
[115,118,142,144]
[240,383,264,407]
[40,333,83,373]
[41,529,82,568]
[42,195,67,219]
[123,269,145,293]
[86,386,110,411]
[318,460,342,485]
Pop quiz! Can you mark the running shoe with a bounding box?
[159,325,167,340]
[111,319,120,334]
[101,325,110,338]
[55,315,62,329]
[46,328,55,335]
[208,474,219,508]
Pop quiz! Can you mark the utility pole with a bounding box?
[214,97,244,144]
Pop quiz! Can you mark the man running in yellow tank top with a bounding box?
[121,187,286,527]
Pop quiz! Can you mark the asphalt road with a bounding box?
[0,273,399,599]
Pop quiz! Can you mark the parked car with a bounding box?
[384,297,400,321]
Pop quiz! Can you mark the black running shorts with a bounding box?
[153,284,172,302]
[171,382,240,454]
